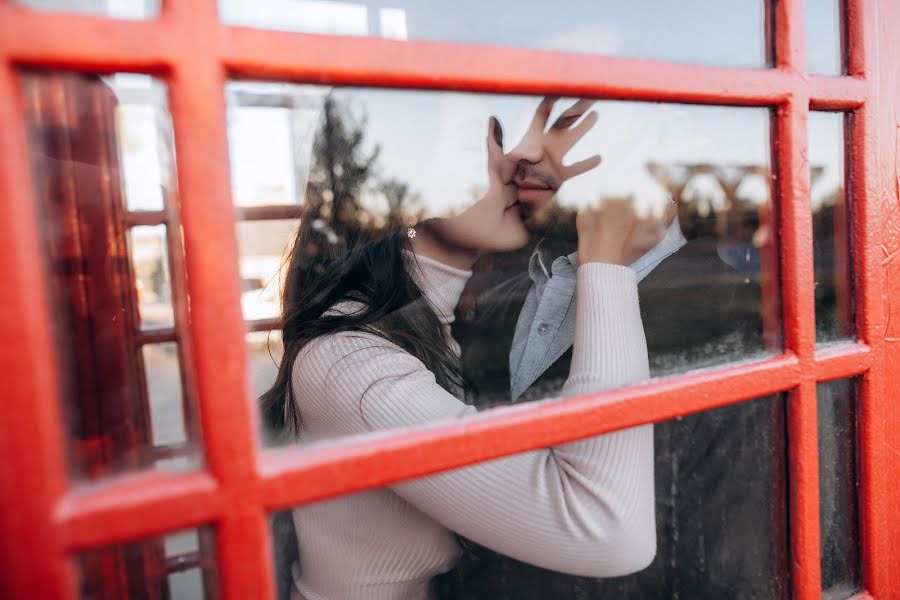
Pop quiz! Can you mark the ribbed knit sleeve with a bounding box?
[564,263,649,394]
[292,262,655,578]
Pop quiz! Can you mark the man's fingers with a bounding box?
[562,98,597,121]
[564,154,602,179]
[566,110,599,145]
[530,96,558,131]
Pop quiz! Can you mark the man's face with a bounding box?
[503,98,597,228]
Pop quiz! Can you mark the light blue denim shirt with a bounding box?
[509,217,687,402]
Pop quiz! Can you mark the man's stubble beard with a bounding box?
[522,197,579,256]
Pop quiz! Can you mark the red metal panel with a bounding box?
[810,74,867,109]
[49,352,806,540]
[0,6,174,72]
[848,0,900,596]
[1,0,896,597]
[56,471,220,551]
[0,63,77,599]
[225,28,797,106]
[162,1,275,598]
[814,342,874,380]
[259,354,802,509]
[774,1,822,598]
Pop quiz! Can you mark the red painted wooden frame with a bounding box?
[0,1,897,599]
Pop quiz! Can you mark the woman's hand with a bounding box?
[410,116,522,266]
[577,198,675,266]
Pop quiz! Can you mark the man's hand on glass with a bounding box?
[503,96,677,267]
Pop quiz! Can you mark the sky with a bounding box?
[217,0,846,217]
[65,0,844,218]
[20,0,844,74]
[224,83,842,220]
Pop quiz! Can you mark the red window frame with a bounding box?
[1,1,898,598]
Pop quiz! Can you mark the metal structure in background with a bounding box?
[0,0,897,599]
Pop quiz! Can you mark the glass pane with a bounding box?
[810,112,853,343]
[249,329,285,400]
[15,0,158,18]
[113,74,175,212]
[219,0,769,68]
[129,225,175,329]
[271,395,788,598]
[164,529,199,558]
[229,83,780,446]
[227,82,325,207]
[807,0,845,75]
[143,342,187,447]
[818,378,860,597]
[236,219,299,321]
[77,527,217,600]
[22,71,200,480]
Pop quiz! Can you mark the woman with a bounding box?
[261,102,657,599]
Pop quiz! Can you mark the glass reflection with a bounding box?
[229,85,778,442]
[818,378,860,597]
[219,0,769,68]
[236,219,299,322]
[77,527,217,600]
[810,111,853,343]
[272,395,788,598]
[143,342,186,447]
[807,0,845,75]
[233,82,783,595]
[23,71,199,480]
[113,74,175,212]
[248,329,284,400]
[129,225,174,329]
[15,0,158,19]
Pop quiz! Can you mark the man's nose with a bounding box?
[506,133,544,168]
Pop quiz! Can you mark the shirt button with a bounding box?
[537,322,549,336]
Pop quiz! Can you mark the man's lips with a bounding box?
[517,178,552,190]
[516,185,554,203]
[514,177,555,202]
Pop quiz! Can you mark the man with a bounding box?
[439,98,785,598]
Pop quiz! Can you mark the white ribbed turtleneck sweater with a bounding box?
[290,253,655,600]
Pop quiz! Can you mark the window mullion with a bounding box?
[0,63,77,599]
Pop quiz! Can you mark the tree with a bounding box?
[304,96,380,249]
[379,177,423,230]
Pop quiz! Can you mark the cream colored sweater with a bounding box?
[290,254,656,599]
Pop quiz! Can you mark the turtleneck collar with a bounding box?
[403,250,473,324]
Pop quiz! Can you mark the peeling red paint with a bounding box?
[0,0,897,599]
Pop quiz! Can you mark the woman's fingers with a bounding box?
[661,194,678,225]
[490,115,503,148]
[486,116,505,166]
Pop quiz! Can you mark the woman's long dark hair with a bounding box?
[259,216,464,441]
[263,216,468,599]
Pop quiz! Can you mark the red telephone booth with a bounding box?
[1,1,898,598]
